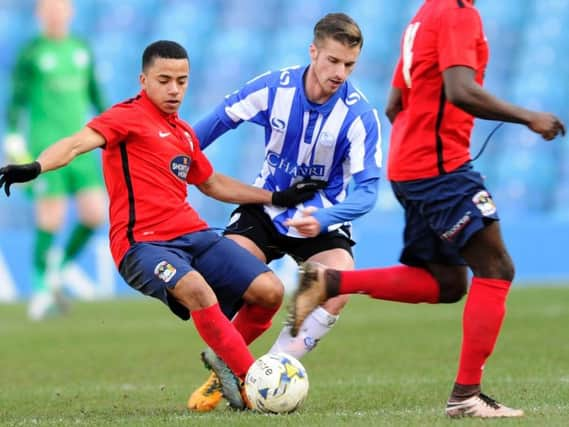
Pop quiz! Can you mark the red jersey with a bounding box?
[388,0,489,181]
[88,91,213,266]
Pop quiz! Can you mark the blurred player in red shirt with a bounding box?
[289,0,565,418]
[0,40,322,411]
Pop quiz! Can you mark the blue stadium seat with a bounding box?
[281,0,341,27]
[267,28,311,69]
[1,0,569,223]
[220,0,279,29]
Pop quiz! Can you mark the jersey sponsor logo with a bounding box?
[266,150,325,177]
[472,191,497,216]
[159,131,171,138]
[270,117,286,132]
[441,211,472,242]
[154,260,176,283]
[170,155,191,180]
[346,92,361,106]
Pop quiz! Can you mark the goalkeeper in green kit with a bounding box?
[4,0,106,320]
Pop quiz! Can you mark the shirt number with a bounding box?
[402,22,421,88]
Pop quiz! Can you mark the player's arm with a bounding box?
[193,111,233,150]
[285,175,379,237]
[286,109,382,237]
[443,66,565,140]
[385,87,403,124]
[197,173,325,208]
[197,172,272,204]
[36,127,105,172]
[438,8,564,140]
[0,127,105,196]
[385,58,404,124]
[195,72,272,149]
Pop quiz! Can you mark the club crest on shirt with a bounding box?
[317,131,335,147]
[154,261,176,283]
[170,155,191,180]
[472,190,496,216]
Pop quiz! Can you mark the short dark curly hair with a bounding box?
[142,40,188,71]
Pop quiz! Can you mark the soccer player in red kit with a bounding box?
[288,0,565,418]
[0,40,322,411]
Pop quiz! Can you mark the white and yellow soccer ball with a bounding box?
[244,352,309,414]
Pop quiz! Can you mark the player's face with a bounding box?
[140,58,189,115]
[309,37,360,97]
[37,0,73,38]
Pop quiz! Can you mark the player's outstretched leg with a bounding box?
[289,262,334,337]
[187,371,222,412]
[446,393,524,418]
[201,348,251,410]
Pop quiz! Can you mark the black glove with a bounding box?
[0,161,41,196]
[271,179,327,208]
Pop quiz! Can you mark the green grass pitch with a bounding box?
[1,287,568,426]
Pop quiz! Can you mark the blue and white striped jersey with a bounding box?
[198,65,382,237]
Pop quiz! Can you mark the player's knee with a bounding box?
[171,277,215,310]
[243,272,284,308]
[263,280,284,308]
[80,214,105,228]
[430,268,468,304]
[496,257,515,282]
[473,252,515,281]
[78,206,106,227]
[438,281,467,303]
[37,213,65,231]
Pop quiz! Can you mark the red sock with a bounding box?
[456,277,511,385]
[192,303,255,379]
[232,303,280,345]
[338,265,439,303]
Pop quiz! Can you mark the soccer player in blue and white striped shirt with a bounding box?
[188,13,382,411]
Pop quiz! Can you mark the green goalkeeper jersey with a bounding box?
[6,35,105,153]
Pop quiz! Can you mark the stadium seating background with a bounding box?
[1,0,568,300]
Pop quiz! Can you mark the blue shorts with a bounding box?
[118,230,271,320]
[390,163,499,267]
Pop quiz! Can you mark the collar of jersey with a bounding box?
[299,65,346,115]
[139,90,180,123]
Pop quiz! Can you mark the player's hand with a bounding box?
[3,133,33,164]
[527,112,566,141]
[271,179,326,208]
[0,161,41,196]
[285,206,321,237]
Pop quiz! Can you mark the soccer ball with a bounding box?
[244,352,309,414]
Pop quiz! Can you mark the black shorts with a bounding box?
[224,204,354,264]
